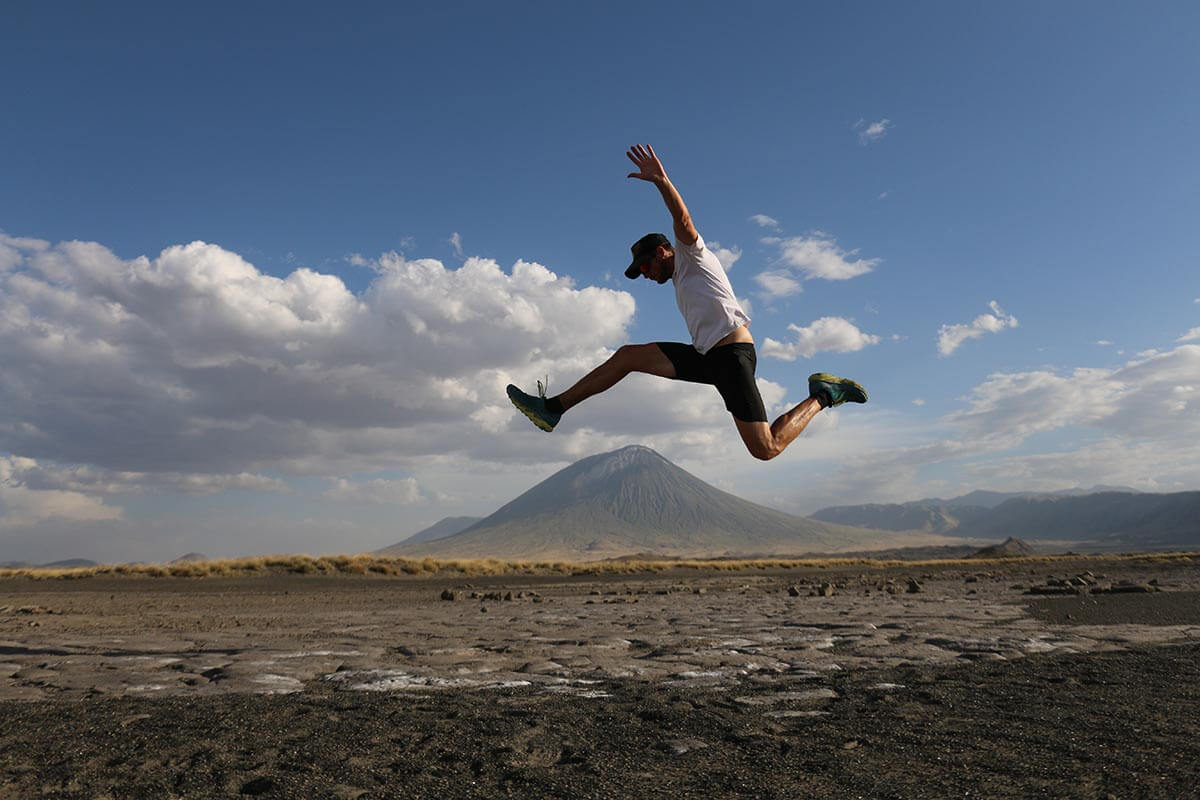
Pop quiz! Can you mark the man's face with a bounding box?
[639,246,674,284]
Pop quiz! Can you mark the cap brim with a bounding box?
[624,262,641,279]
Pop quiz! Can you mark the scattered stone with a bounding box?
[1095,583,1159,594]
[440,589,461,601]
[842,739,861,750]
[787,585,802,597]
[15,606,55,615]
[906,579,923,594]
[662,737,709,755]
[734,688,838,705]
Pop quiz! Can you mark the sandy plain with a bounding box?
[1,555,1199,798]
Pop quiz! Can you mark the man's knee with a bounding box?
[746,438,780,461]
[614,343,662,373]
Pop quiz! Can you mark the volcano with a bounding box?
[381,445,883,561]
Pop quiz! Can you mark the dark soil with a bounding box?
[2,642,1197,799]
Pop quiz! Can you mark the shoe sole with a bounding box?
[808,373,868,405]
[507,388,557,432]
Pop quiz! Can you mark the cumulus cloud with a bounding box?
[766,234,880,285]
[753,270,803,297]
[748,214,780,230]
[936,301,1018,356]
[707,241,742,271]
[0,236,638,482]
[1178,327,1200,343]
[816,345,1200,504]
[854,118,892,144]
[0,457,123,526]
[760,317,881,361]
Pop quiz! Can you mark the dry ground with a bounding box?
[2,555,1198,798]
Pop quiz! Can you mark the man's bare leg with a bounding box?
[556,343,676,411]
[733,396,825,461]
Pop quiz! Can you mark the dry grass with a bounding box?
[0,550,1195,581]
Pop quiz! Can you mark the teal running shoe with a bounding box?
[507,380,561,432]
[808,372,868,408]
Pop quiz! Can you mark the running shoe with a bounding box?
[506,381,561,432]
[808,373,868,408]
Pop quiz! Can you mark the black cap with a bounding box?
[624,233,670,279]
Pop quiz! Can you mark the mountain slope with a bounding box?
[962,492,1200,547]
[812,490,1199,549]
[388,446,887,560]
[389,516,484,547]
[810,486,1147,533]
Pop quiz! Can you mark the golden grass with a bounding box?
[0,550,1194,581]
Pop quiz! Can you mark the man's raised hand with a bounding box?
[626,144,667,183]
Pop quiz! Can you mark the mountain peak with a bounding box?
[575,445,666,481]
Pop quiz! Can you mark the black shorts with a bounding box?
[655,341,768,423]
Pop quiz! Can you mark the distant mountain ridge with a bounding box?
[812,489,1199,549]
[810,486,1142,532]
[380,445,892,561]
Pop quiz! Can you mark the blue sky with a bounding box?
[2,2,1198,562]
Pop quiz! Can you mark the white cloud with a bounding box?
[878,191,889,200]
[323,476,421,505]
[748,214,780,230]
[1178,327,1200,342]
[9,459,289,497]
[0,236,638,482]
[753,270,803,297]
[814,345,1200,505]
[912,398,925,407]
[773,234,880,281]
[854,118,892,144]
[707,241,742,271]
[760,317,881,361]
[1096,339,1113,346]
[449,232,463,257]
[0,457,124,526]
[737,295,754,319]
[936,301,1018,356]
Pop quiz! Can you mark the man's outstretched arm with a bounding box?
[626,144,699,246]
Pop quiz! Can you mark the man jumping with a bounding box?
[506,144,867,461]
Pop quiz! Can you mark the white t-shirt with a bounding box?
[671,234,750,354]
